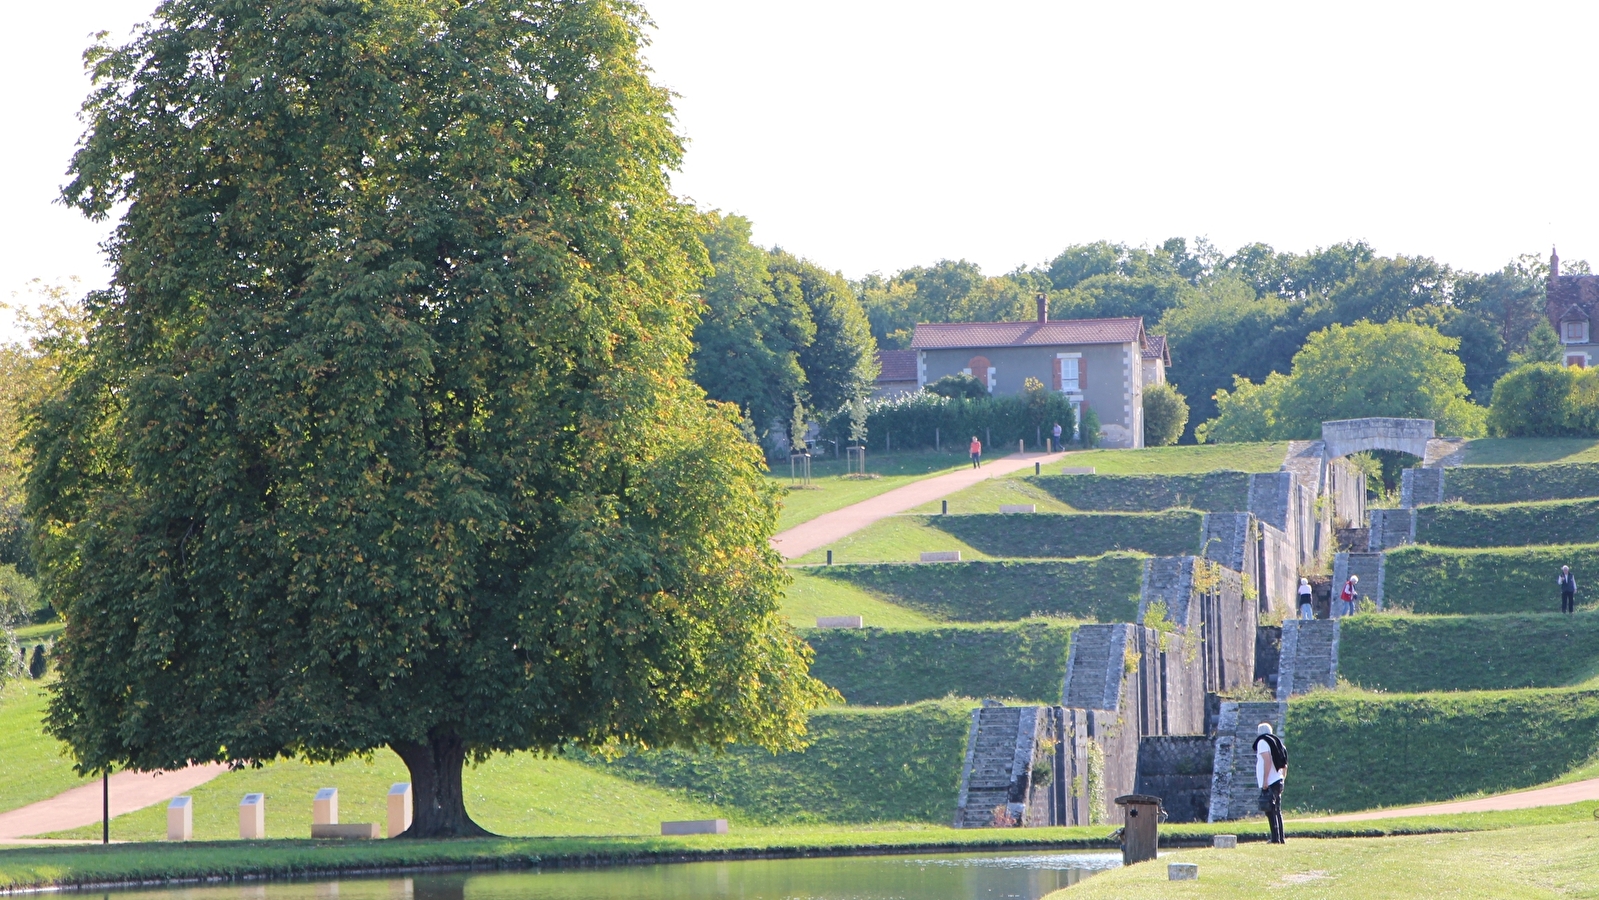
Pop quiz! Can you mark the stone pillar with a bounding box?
[387,783,413,838]
[239,792,265,839]
[167,796,193,841]
[313,787,338,826]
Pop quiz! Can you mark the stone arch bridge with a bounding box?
[1320,418,1434,460]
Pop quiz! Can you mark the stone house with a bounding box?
[1143,334,1170,386]
[871,349,920,399]
[1548,247,1597,368]
[908,296,1164,449]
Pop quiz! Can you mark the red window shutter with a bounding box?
[1052,358,1062,391]
[1080,357,1088,389]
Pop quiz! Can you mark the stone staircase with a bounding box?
[1275,619,1339,700]
[1400,467,1446,507]
[1332,552,1384,609]
[1367,508,1416,550]
[1207,700,1287,822]
[1061,624,1129,711]
[954,705,1040,828]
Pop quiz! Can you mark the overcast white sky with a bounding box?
[3,1,1594,334]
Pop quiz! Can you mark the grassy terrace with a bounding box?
[794,511,1201,565]
[1040,441,1289,475]
[805,621,1076,705]
[0,680,93,814]
[806,557,1143,622]
[766,449,970,530]
[1339,611,1599,692]
[1384,544,1599,615]
[780,572,941,627]
[1457,436,1599,466]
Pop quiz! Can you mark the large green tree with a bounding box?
[33,0,830,837]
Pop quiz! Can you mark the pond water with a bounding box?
[110,852,1120,900]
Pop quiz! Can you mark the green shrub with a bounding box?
[1384,544,1599,614]
[1031,472,1250,512]
[931,511,1203,558]
[1142,383,1189,447]
[819,390,1074,453]
[590,700,973,823]
[1339,612,1599,692]
[1487,363,1578,437]
[1415,497,1599,548]
[813,557,1143,622]
[1287,687,1599,813]
[805,621,1075,705]
[1445,462,1599,505]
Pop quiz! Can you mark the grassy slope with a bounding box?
[793,516,989,565]
[1339,612,1599,692]
[809,556,1143,622]
[931,511,1203,558]
[1384,543,1599,615]
[48,752,724,841]
[1031,471,1252,512]
[1458,437,1599,465]
[1444,462,1599,505]
[1415,496,1599,548]
[0,679,92,815]
[1286,685,1599,813]
[1053,821,1599,900]
[768,450,969,530]
[805,621,1075,705]
[907,475,1075,516]
[1042,441,1289,475]
[781,572,941,628]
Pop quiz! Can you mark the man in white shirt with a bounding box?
[1254,722,1287,844]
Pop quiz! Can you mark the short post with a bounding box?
[826,550,833,565]
[941,500,948,515]
[167,796,193,841]
[1212,834,1237,849]
[1114,794,1162,865]
[314,787,338,826]
[387,783,413,838]
[1035,462,1040,475]
[1169,863,1198,881]
[240,793,265,839]
[935,427,940,450]
[1018,439,1024,455]
[102,771,108,845]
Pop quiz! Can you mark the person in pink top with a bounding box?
[969,436,982,469]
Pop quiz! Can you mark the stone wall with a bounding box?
[1255,626,1283,696]
[1260,522,1299,617]
[1207,701,1288,822]
[1401,467,1446,508]
[1368,508,1416,550]
[1275,619,1339,700]
[1135,735,1214,823]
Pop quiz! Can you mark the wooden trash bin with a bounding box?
[1115,794,1163,865]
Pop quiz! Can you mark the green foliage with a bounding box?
[1287,687,1599,813]
[773,252,879,416]
[931,512,1204,558]
[858,260,1042,349]
[1141,383,1189,446]
[1414,498,1599,548]
[593,701,975,823]
[1339,612,1599,693]
[1032,472,1250,512]
[1198,321,1487,442]
[926,373,989,400]
[35,0,830,835]
[1445,462,1599,504]
[1487,364,1578,437]
[1510,320,1563,366]
[812,557,1144,622]
[1080,407,1102,448]
[1383,544,1599,614]
[821,390,1074,453]
[805,621,1075,706]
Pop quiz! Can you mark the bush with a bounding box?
[1080,407,1101,448]
[1444,462,1599,505]
[1142,383,1189,447]
[931,511,1204,558]
[1287,687,1599,813]
[590,700,974,823]
[819,390,1074,453]
[1415,498,1599,548]
[1487,363,1580,437]
[813,557,1143,622]
[1383,544,1599,614]
[1339,612,1599,692]
[805,621,1075,705]
[1032,472,1250,512]
[925,373,989,400]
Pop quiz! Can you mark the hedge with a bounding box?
[817,391,1076,453]
[1445,462,1599,505]
[590,700,973,823]
[931,511,1204,558]
[811,557,1144,622]
[1287,687,1599,813]
[1415,497,1599,548]
[805,621,1075,706]
[1339,612,1599,692]
[1383,544,1599,615]
[1031,472,1251,512]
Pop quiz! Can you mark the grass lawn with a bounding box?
[907,474,1074,516]
[12,622,63,643]
[1041,441,1288,475]
[0,679,93,815]
[45,751,727,842]
[781,571,941,627]
[1054,820,1599,899]
[1458,437,1599,466]
[793,516,988,565]
[767,450,970,531]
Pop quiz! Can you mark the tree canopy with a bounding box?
[34,0,830,837]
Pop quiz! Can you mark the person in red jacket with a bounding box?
[969,436,982,469]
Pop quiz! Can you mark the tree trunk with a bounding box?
[390,730,493,838]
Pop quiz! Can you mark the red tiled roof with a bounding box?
[909,317,1144,351]
[1143,334,1169,362]
[875,349,918,383]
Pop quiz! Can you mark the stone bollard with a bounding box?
[167,796,193,841]
[1169,863,1198,881]
[662,819,728,835]
[239,793,265,839]
[920,551,961,562]
[313,787,338,826]
[815,616,863,628]
[1212,834,1237,849]
[387,783,413,838]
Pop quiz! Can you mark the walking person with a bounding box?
[969,436,982,469]
[1298,577,1314,620]
[1560,565,1578,614]
[1051,421,1063,452]
[1338,574,1359,617]
[1255,723,1288,844]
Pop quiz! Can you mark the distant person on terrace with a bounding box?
[969,436,982,469]
[1298,578,1314,620]
[1560,565,1578,615]
[1338,574,1358,617]
[1051,421,1063,451]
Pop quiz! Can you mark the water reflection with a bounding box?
[131,852,1119,900]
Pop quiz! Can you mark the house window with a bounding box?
[1059,356,1081,393]
[1564,320,1590,344]
[1567,354,1588,369]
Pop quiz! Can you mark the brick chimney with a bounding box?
[1036,292,1048,324]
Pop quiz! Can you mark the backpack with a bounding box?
[1254,733,1288,770]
